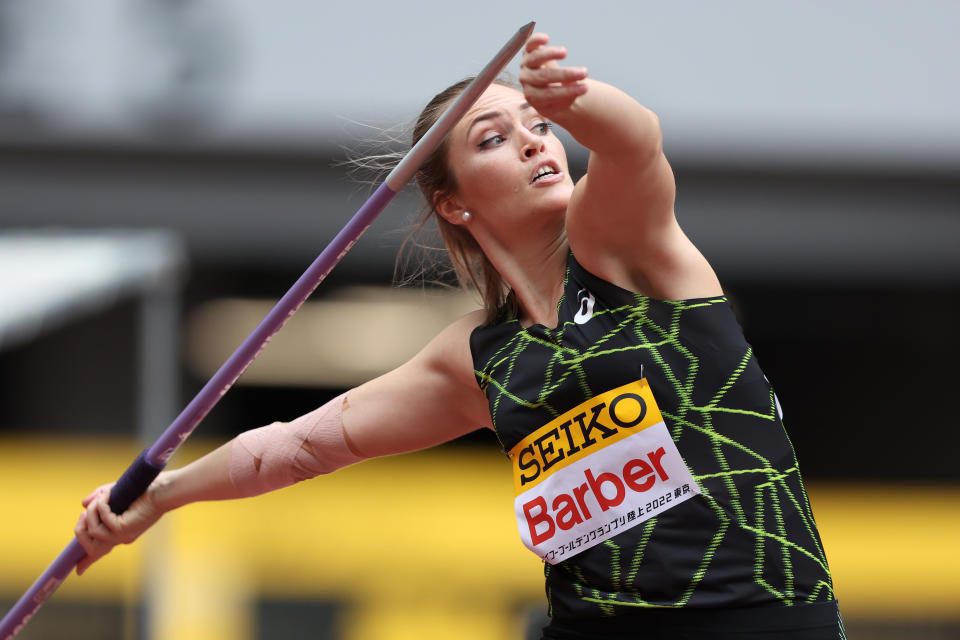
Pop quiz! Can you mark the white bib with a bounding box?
[508,379,700,564]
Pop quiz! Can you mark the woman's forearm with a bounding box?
[551,78,663,161]
[148,392,364,514]
[148,440,240,514]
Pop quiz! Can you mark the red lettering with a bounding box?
[572,483,593,519]
[523,496,555,545]
[647,447,669,481]
[585,468,626,511]
[552,493,584,530]
[521,447,675,548]
[623,458,655,492]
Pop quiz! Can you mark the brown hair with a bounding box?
[405,75,520,325]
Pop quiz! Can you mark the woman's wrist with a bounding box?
[144,441,239,513]
[146,469,180,515]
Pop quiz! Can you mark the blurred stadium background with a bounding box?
[1,1,958,638]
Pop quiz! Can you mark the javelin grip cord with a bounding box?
[0,20,535,640]
[108,451,165,515]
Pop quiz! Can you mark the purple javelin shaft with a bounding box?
[148,181,397,466]
[0,20,535,640]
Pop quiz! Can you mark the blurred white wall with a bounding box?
[1,0,958,170]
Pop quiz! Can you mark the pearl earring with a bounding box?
[461,211,472,223]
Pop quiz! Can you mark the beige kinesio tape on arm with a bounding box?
[229,392,366,497]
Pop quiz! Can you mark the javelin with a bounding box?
[0,20,535,639]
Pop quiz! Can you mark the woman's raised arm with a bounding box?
[520,33,721,301]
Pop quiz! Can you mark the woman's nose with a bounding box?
[522,136,545,158]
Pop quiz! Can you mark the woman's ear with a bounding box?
[434,192,468,226]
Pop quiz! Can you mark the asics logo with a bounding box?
[573,288,596,325]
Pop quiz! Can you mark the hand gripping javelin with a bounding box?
[0,20,535,639]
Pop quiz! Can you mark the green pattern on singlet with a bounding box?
[471,254,834,618]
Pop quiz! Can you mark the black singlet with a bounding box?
[469,253,838,631]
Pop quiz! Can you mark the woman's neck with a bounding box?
[494,234,569,328]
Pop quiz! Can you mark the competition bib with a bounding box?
[509,379,700,564]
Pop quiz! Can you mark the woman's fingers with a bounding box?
[520,32,589,113]
[75,538,107,576]
[74,481,156,576]
[74,494,125,575]
[76,555,94,576]
[521,34,571,74]
[524,31,550,50]
[84,499,106,537]
[74,512,89,547]
[80,485,104,508]
[74,513,109,576]
[521,32,553,67]
[523,45,567,71]
[521,64,588,88]
[524,45,566,71]
[95,498,131,542]
[83,492,124,543]
[81,483,113,508]
[522,82,588,112]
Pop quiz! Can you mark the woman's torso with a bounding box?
[470,252,835,622]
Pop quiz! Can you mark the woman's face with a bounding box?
[441,84,574,235]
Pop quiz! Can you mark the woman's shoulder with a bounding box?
[415,308,487,373]
[449,308,488,334]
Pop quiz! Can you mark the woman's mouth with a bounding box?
[531,164,562,185]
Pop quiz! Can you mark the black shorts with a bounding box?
[541,600,846,640]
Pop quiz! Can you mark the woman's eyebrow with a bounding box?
[465,103,534,139]
[466,110,506,139]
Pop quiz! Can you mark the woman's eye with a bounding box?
[534,122,553,135]
[478,134,505,149]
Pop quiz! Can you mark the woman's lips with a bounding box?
[531,162,562,185]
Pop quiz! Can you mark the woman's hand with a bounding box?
[74,481,164,575]
[518,33,589,119]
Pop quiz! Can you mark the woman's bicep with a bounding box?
[567,153,722,300]
[341,312,490,458]
[568,149,676,258]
